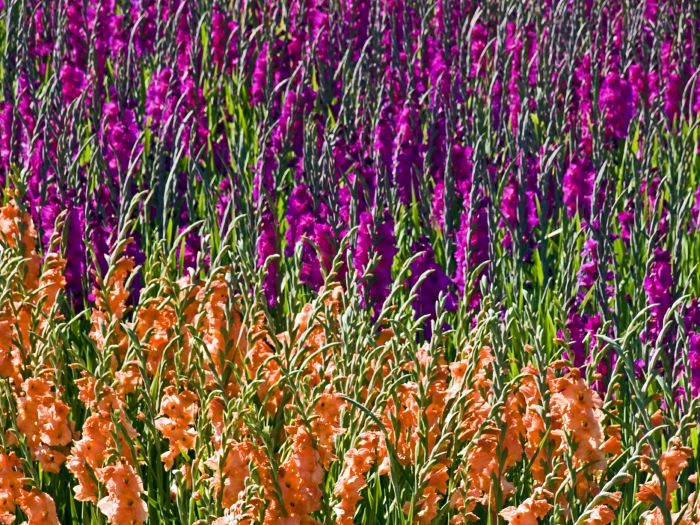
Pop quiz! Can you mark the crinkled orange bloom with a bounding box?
[36,253,66,315]
[409,345,450,453]
[0,311,21,383]
[15,376,72,473]
[546,367,609,501]
[155,386,199,470]
[0,204,65,384]
[0,453,58,524]
[17,489,59,525]
[581,504,616,525]
[356,327,397,402]
[637,439,692,505]
[0,452,24,524]
[548,368,606,465]
[67,374,138,503]
[641,491,699,524]
[379,380,420,465]
[333,431,383,525]
[310,391,345,469]
[67,413,116,502]
[415,462,449,525]
[0,201,41,288]
[74,372,125,413]
[90,254,136,365]
[264,423,324,524]
[134,302,177,376]
[245,313,283,414]
[98,255,136,319]
[212,498,259,525]
[206,440,272,512]
[114,364,142,397]
[499,493,552,525]
[96,461,148,525]
[448,347,503,516]
[195,275,246,395]
[600,424,622,456]
[289,285,344,386]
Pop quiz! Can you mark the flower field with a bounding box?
[0,0,699,523]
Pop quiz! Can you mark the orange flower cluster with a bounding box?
[578,492,621,525]
[17,489,60,525]
[206,439,259,512]
[0,452,59,524]
[638,439,692,505]
[268,424,324,523]
[155,387,199,470]
[641,491,700,525]
[134,302,178,376]
[0,201,41,289]
[326,340,623,524]
[96,461,148,525]
[333,431,383,525]
[195,288,349,524]
[1,198,697,525]
[90,254,136,366]
[245,314,283,414]
[195,276,246,395]
[66,374,146,524]
[450,361,617,522]
[499,491,552,525]
[15,377,72,473]
[0,202,64,383]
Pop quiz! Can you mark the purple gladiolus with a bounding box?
[101,102,140,178]
[354,211,396,311]
[285,184,315,256]
[455,197,490,308]
[562,310,601,369]
[257,210,279,307]
[644,248,673,341]
[408,239,456,334]
[59,65,86,104]
[563,154,595,219]
[598,71,636,141]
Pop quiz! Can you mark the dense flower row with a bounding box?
[0,0,699,522]
[0,200,698,523]
[0,0,699,399]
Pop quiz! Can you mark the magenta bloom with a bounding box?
[598,72,636,140]
[643,248,673,341]
[408,239,456,333]
[285,184,315,256]
[354,211,396,311]
[59,64,86,104]
[563,155,595,219]
[257,210,279,307]
[454,197,490,307]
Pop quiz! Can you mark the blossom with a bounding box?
[598,72,636,140]
[499,494,552,525]
[643,248,673,341]
[638,441,692,505]
[334,432,382,525]
[59,64,86,103]
[454,197,490,306]
[155,387,199,470]
[408,239,456,334]
[353,211,396,311]
[257,209,279,307]
[97,462,148,525]
[563,154,595,219]
[17,489,60,525]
